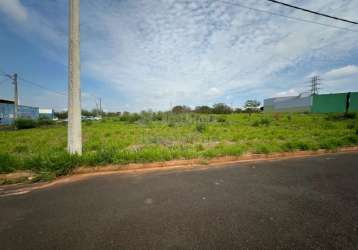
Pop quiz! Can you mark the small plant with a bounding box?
[119,113,141,123]
[14,118,37,129]
[167,121,175,127]
[254,145,270,154]
[0,153,17,173]
[84,121,93,126]
[344,113,357,119]
[195,144,205,151]
[252,118,271,127]
[217,116,226,123]
[347,122,355,129]
[326,113,356,121]
[273,113,281,121]
[38,118,55,126]
[195,123,207,133]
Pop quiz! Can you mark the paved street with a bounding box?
[1,152,358,249]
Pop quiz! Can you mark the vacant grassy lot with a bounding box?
[0,113,357,181]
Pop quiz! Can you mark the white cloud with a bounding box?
[0,0,28,22]
[324,65,358,79]
[2,0,358,111]
[79,0,358,110]
[274,88,299,97]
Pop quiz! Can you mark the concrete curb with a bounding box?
[1,147,358,197]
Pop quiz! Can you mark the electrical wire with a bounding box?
[265,0,358,25]
[0,78,10,85]
[18,77,67,96]
[218,1,358,33]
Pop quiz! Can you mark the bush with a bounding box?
[217,116,226,123]
[0,153,18,173]
[15,118,37,129]
[254,144,270,154]
[326,113,356,121]
[252,118,271,127]
[347,122,356,129]
[119,113,141,123]
[167,121,175,127]
[344,113,357,119]
[195,123,207,133]
[38,118,55,126]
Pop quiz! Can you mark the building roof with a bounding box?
[39,109,54,114]
[0,99,14,104]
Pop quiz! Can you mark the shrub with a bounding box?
[195,123,207,133]
[23,151,81,176]
[167,121,175,127]
[119,113,141,123]
[252,118,271,127]
[217,116,226,123]
[347,122,355,129]
[254,144,270,154]
[326,113,356,121]
[38,118,55,126]
[344,113,357,119]
[273,113,281,121]
[14,118,37,129]
[0,153,18,173]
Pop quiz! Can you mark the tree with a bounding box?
[234,107,243,113]
[81,109,93,117]
[194,105,212,114]
[212,103,233,114]
[172,105,191,113]
[54,111,68,119]
[244,100,261,115]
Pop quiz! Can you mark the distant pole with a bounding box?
[68,0,82,155]
[13,73,18,119]
[99,98,102,116]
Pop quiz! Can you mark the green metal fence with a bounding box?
[348,92,358,112]
[311,93,347,113]
[265,92,358,113]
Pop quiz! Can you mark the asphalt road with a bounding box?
[1,153,358,250]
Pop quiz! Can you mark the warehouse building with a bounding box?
[39,108,55,120]
[0,99,39,125]
[264,92,358,113]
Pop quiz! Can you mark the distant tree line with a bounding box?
[171,100,261,114]
[53,100,261,119]
[54,109,103,119]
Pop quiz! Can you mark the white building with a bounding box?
[39,109,55,119]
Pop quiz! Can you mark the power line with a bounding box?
[265,0,358,25]
[17,76,67,96]
[218,1,358,33]
[1,67,67,96]
[0,78,10,85]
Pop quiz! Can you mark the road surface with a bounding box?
[1,152,358,249]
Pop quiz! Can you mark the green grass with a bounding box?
[0,113,357,180]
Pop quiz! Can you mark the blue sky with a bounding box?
[0,0,358,112]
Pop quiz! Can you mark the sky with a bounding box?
[0,0,358,112]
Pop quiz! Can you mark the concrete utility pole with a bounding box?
[68,0,82,155]
[6,73,18,119]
